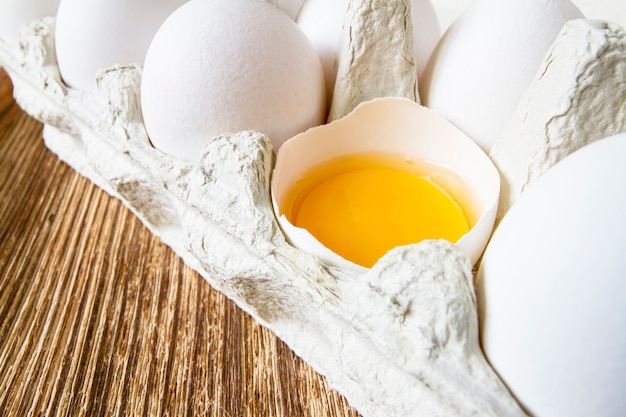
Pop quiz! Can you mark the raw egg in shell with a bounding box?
[271,97,500,270]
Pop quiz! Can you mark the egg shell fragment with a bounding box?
[420,0,584,152]
[272,97,500,270]
[141,0,327,161]
[477,133,626,417]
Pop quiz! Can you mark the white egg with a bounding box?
[411,0,442,81]
[296,0,347,102]
[141,0,327,161]
[297,0,441,103]
[476,133,626,417]
[55,0,186,91]
[420,0,583,152]
[0,0,60,45]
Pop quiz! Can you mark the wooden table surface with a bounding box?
[0,68,360,417]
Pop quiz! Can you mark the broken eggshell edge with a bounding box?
[271,97,500,271]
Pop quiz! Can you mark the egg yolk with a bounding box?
[282,153,472,268]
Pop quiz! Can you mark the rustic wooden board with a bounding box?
[0,68,360,417]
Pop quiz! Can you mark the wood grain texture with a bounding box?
[0,68,361,417]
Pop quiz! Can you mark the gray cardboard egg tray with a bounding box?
[2,15,624,417]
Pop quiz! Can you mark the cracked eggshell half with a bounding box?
[271,97,500,271]
[420,0,583,152]
[54,0,187,92]
[141,0,327,162]
[476,133,626,417]
[0,0,60,46]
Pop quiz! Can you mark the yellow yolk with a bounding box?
[282,153,472,268]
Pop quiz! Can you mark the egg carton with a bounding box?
[2,13,625,417]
